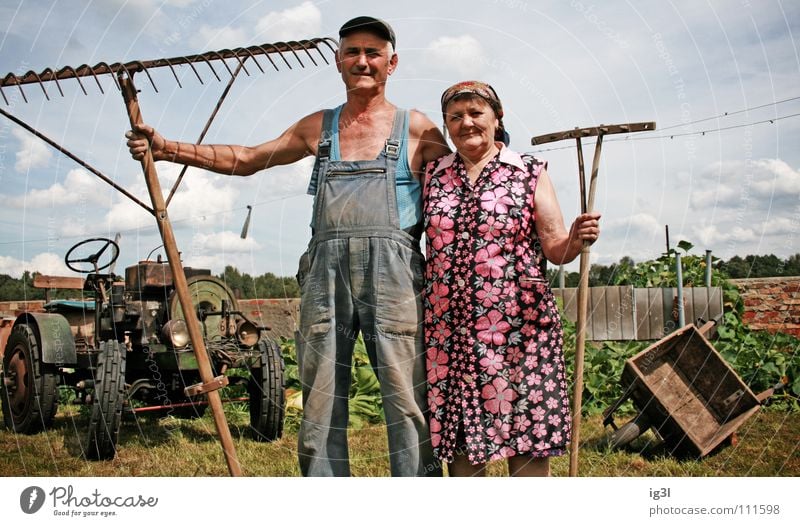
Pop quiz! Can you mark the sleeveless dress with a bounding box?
[422,146,571,465]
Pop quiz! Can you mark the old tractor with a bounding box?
[0,237,285,460]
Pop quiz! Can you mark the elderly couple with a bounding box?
[127,16,600,477]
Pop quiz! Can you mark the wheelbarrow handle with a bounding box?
[602,382,636,430]
[756,378,790,404]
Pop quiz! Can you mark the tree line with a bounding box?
[550,250,800,288]
[1,252,798,301]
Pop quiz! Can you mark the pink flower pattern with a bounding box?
[422,149,570,465]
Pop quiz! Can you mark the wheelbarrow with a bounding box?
[602,321,786,457]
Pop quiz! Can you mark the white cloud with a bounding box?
[255,1,322,42]
[424,35,486,76]
[263,157,314,198]
[692,223,758,247]
[0,253,73,279]
[191,230,261,253]
[192,24,250,50]
[6,169,109,209]
[690,159,800,209]
[13,128,52,173]
[100,165,239,232]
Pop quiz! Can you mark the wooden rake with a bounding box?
[531,121,656,476]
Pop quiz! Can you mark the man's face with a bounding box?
[336,31,397,94]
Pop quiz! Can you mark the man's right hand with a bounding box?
[125,123,167,161]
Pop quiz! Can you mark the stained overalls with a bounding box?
[295,107,438,476]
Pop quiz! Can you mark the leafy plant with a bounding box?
[278,335,384,432]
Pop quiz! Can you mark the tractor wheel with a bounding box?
[86,340,126,460]
[1,324,59,433]
[248,338,285,442]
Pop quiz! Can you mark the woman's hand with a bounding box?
[569,212,602,245]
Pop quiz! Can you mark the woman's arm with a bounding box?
[533,168,601,265]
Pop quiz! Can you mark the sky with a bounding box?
[0,0,798,281]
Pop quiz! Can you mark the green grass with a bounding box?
[1,405,797,476]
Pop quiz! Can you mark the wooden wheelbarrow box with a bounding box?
[604,323,763,457]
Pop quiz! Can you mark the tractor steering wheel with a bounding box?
[64,237,120,274]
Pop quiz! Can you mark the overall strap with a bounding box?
[307,109,337,197]
[309,109,337,229]
[382,109,408,229]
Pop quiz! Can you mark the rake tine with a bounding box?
[208,51,235,78]
[319,38,338,57]
[41,68,65,97]
[298,41,319,67]
[0,87,7,105]
[61,65,88,95]
[132,61,158,92]
[238,47,264,74]
[78,64,105,94]
[265,43,292,69]
[16,82,28,103]
[29,71,49,100]
[222,48,250,76]
[282,42,305,68]
[94,62,120,91]
[254,45,280,71]
[308,40,331,65]
[185,59,205,85]
[162,58,182,89]
[198,54,222,82]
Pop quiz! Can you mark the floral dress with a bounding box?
[423,146,571,465]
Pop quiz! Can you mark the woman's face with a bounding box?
[444,95,499,159]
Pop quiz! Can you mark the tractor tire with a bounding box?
[248,338,285,442]
[86,340,126,460]
[1,324,59,433]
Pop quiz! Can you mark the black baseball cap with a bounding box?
[339,16,396,48]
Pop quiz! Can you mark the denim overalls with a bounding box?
[295,108,438,476]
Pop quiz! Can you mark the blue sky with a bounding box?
[0,0,798,279]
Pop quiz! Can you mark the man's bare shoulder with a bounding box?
[408,108,439,134]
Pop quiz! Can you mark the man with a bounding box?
[127,16,450,476]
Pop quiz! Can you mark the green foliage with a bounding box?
[279,335,384,432]
[0,272,44,301]
[217,265,300,299]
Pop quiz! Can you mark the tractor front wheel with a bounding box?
[85,340,126,460]
[248,338,285,442]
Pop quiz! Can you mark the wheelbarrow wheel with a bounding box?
[606,413,651,449]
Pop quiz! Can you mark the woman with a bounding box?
[423,81,600,476]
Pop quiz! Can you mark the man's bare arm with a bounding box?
[126,112,323,176]
[409,110,450,172]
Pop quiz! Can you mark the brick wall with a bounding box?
[731,277,800,337]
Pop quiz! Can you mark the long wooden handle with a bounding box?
[569,133,605,477]
[119,74,242,477]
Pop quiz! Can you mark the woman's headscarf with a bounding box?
[440,80,510,145]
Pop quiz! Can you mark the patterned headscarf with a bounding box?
[440,80,509,145]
